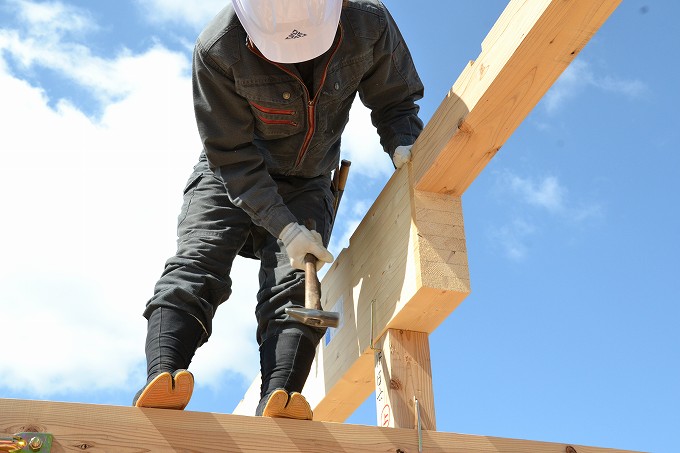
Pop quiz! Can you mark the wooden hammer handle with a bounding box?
[304,219,322,311]
[337,159,351,191]
[332,160,351,227]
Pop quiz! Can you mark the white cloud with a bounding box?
[7,0,96,37]
[489,218,536,262]
[341,97,393,179]
[507,174,566,213]
[1,19,185,104]
[0,2,260,396]
[498,171,601,222]
[489,171,602,260]
[544,59,649,113]
[0,0,387,397]
[135,0,228,29]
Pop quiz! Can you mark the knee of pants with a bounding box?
[146,235,240,338]
[254,266,326,346]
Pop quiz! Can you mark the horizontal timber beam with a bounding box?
[0,399,642,453]
[411,0,622,194]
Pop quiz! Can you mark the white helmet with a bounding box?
[233,0,342,64]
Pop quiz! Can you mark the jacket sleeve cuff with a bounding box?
[264,208,299,239]
[386,134,417,159]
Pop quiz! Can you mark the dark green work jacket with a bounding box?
[193,0,424,237]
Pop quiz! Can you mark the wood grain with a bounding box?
[0,398,643,453]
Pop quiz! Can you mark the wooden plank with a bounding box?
[374,329,436,430]
[411,0,622,194]
[0,398,643,453]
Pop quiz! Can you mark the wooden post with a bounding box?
[374,329,436,430]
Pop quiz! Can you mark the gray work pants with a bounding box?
[143,152,334,347]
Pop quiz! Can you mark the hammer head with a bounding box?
[285,307,340,328]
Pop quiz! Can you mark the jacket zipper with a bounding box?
[247,25,344,169]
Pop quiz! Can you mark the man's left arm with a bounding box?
[357,5,424,168]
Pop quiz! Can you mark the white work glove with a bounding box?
[279,222,334,271]
[392,144,413,169]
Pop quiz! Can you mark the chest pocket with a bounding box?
[236,78,305,139]
[320,50,372,104]
[316,50,372,137]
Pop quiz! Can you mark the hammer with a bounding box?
[285,161,351,329]
[285,219,341,328]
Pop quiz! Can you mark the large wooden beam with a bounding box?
[411,0,622,193]
[0,398,642,453]
[236,0,622,422]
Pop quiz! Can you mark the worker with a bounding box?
[133,0,423,420]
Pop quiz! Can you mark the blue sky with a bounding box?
[0,1,678,452]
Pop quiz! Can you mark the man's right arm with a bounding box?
[192,38,297,238]
[355,4,424,165]
[192,39,332,270]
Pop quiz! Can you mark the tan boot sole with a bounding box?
[134,370,194,410]
[262,389,313,420]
